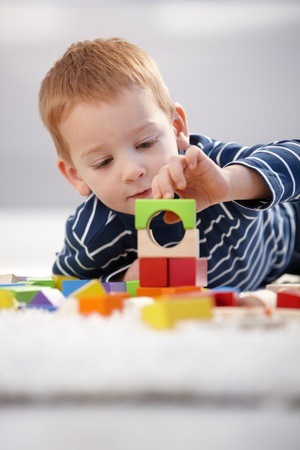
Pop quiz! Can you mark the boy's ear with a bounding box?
[57,158,90,197]
[173,103,189,151]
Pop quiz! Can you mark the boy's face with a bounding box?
[58,87,187,215]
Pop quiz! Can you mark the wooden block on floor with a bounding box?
[28,291,54,307]
[139,257,168,287]
[71,279,107,298]
[156,290,212,302]
[277,291,300,309]
[0,274,21,284]
[78,293,128,316]
[105,281,127,293]
[267,283,300,294]
[0,286,44,304]
[135,199,196,230]
[141,296,213,330]
[126,280,140,297]
[26,278,55,288]
[213,290,238,307]
[137,228,199,258]
[0,290,17,309]
[52,275,79,291]
[137,285,202,298]
[62,279,90,297]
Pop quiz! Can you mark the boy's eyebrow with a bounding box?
[81,121,159,160]
[81,144,106,160]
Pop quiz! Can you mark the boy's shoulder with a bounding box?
[65,193,125,245]
[190,133,216,149]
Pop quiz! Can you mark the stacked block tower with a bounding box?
[135,199,208,291]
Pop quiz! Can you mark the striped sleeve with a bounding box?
[52,194,138,281]
[192,136,300,210]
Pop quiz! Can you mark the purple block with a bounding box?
[29,291,53,306]
[107,281,127,292]
[102,282,111,293]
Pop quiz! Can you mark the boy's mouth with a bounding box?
[129,188,152,199]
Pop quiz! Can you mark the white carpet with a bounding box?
[1,301,300,405]
[1,209,300,406]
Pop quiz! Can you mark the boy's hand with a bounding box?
[122,258,140,281]
[151,145,271,224]
[151,146,232,220]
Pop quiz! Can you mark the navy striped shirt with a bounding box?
[53,135,300,291]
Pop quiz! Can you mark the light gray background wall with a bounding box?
[1,0,299,209]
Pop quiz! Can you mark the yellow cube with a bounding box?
[0,291,18,310]
[52,274,79,291]
[142,296,213,330]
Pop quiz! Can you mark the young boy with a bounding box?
[39,38,300,291]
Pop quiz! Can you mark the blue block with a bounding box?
[212,286,241,293]
[62,279,90,297]
[27,304,57,312]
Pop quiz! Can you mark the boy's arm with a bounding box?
[152,139,300,218]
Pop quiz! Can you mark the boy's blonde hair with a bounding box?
[39,38,174,162]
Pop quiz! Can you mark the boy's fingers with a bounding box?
[184,146,201,170]
[168,155,187,190]
[153,166,175,199]
[151,175,162,199]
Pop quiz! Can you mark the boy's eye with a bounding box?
[92,157,113,169]
[137,138,157,149]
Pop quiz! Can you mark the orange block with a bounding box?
[78,293,128,316]
[136,285,202,298]
[156,291,214,303]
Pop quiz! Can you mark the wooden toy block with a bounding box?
[71,279,107,298]
[52,274,79,291]
[0,274,22,284]
[101,282,111,293]
[137,228,199,258]
[213,290,238,307]
[277,291,300,309]
[0,286,44,304]
[168,258,207,287]
[126,280,140,297]
[196,258,208,287]
[139,257,168,287]
[266,283,300,294]
[156,290,211,302]
[103,281,127,293]
[62,279,90,297]
[0,290,17,309]
[136,285,202,298]
[26,278,55,288]
[27,291,59,311]
[135,199,196,230]
[142,297,213,330]
[28,291,53,307]
[166,285,202,294]
[136,286,169,297]
[78,293,128,316]
[39,288,67,308]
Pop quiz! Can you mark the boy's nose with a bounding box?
[121,156,146,183]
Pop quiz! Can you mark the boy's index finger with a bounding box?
[185,145,200,170]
